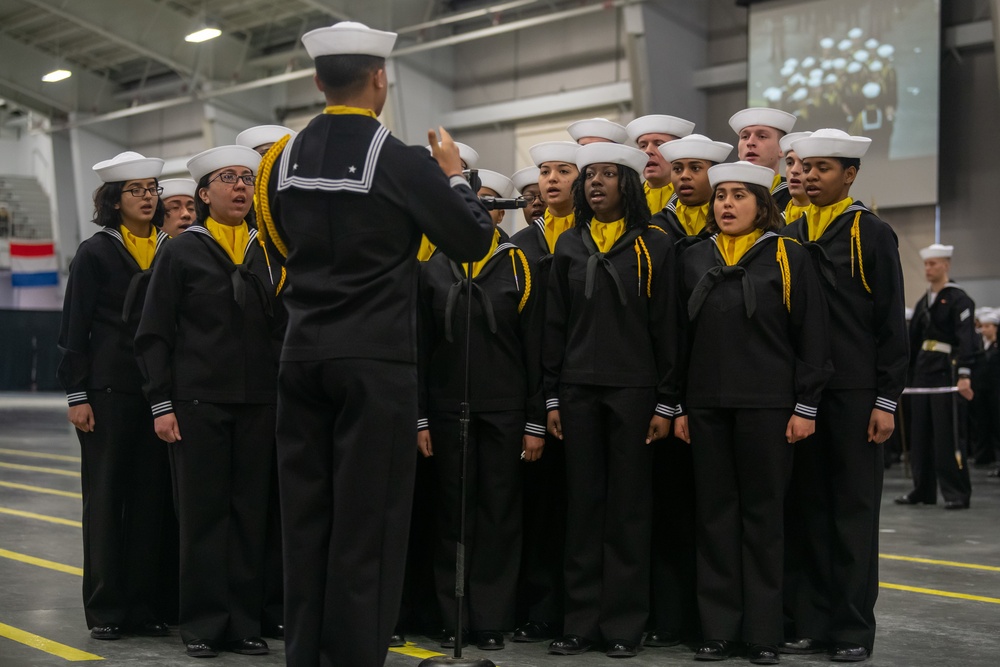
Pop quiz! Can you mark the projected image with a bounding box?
[749,0,939,207]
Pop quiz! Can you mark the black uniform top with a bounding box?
[782,201,908,413]
[973,339,999,393]
[908,284,977,386]
[649,195,712,250]
[510,217,557,312]
[543,222,678,419]
[58,227,169,406]
[259,113,493,364]
[134,224,280,417]
[675,232,832,417]
[771,175,792,211]
[417,229,545,437]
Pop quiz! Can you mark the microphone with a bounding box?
[480,196,528,210]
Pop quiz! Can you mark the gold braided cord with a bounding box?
[514,248,532,312]
[649,224,668,235]
[638,236,653,297]
[255,135,291,259]
[849,211,872,294]
[634,243,642,296]
[777,237,792,312]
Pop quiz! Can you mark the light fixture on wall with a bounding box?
[41,69,72,83]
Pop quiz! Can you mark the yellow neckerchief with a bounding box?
[771,172,782,193]
[784,199,810,225]
[674,201,709,236]
[205,216,249,264]
[717,228,764,266]
[323,105,378,118]
[417,236,437,261]
[463,228,500,278]
[590,217,626,253]
[806,197,853,241]
[119,224,156,270]
[543,209,575,254]
[645,181,674,214]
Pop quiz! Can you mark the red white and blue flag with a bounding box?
[10,240,58,287]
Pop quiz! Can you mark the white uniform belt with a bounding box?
[921,339,952,354]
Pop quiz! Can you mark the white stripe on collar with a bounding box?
[277,125,390,195]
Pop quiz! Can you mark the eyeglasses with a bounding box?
[125,186,163,198]
[520,194,543,204]
[209,172,255,186]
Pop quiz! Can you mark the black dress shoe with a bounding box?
[695,639,735,661]
[549,634,594,655]
[388,633,405,647]
[830,643,869,662]
[185,641,218,658]
[229,637,268,655]
[944,500,970,510]
[606,640,638,658]
[262,623,284,639]
[893,494,921,505]
[134,621,170,637]
[748,645,780,664]
[645,630,682,647]
[988,467,1000,478]
[512,620,556,642]
[440,632,468,649]
[90,625,122,640]
[779,637,826,654]
[476,631,504,650]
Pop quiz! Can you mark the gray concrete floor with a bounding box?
[1,395,999,666]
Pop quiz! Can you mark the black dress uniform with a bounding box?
[645,195,706,645]
[906,284,977,505]
[58,226,175,633]
[256,111,493,667]
[510,216,569,638]
[676,231,831,649]
[418,229,544,636]
[972,336,1000,467]
[544,221,677,647]
[781,201,908,653]
[770,175,792,212]
[135,224,279,647]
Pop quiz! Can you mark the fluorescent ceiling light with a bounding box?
[41,69,72,83]
[185,27,221,43]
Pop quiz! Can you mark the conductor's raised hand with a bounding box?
[427,126,464,178]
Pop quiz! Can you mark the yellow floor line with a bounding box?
[880,581,1000,604]
[880,553,1000,572]
[0,548,82,576]
[0,622,102,661]
[0,448,81,463]
[0,462,80,477]
[0,507,82,527]
[389,642,448,659]
[0,481,82,499]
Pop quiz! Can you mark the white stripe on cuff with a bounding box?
[524,423,547,436]
[417,418,429,431]
[874,397,898,413]
[546,398,560,411]
[66,391,88,405]
[654,403,676,418]
[794,403,818,418]
[150,401,173,416]
[958,367,971,377]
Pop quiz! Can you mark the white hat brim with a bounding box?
[302,22,397,59]
[575,143,648,176]
[187,146,263,183]
[708,161,776,189]
[236,125,296,150]
[93,151,164,183]
[728,107,797,135]
[625,115,695,142]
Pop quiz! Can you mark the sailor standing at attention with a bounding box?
[253,21,494,667]
[728,107,797,211]
[625,114,696,215]
[780,129,908,663]
[895,243,977,509]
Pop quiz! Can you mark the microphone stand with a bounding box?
[419,177,496,667]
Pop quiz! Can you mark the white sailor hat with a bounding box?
[790,87,809,102]
[779,131,812,154]
[784,57,799,68]
[789,73,807,86]
[801,57,817,69]
[865,38,880,50]
[425,142,480,170]
[838,38,853,52]
[187,145,262,182]
[869,60,884,72]
[92,151,164,183]
[780,64,796,77]
[853,50,870,63]
[625,114,696,142]
[832,57,847,70]
[823,73,838,85]
[159,178,197,200]
[821,59,833,70]
[510,166,540,193]
[876,44,895,58]
[236,125,296,150]
[976,306,993,319]
[846,61,863,74]
[763,86,784,102]
[728,107,796,135]
[567,118,628,144]
[919,243,954,260]
[576,142,648,176]
[302,21,397,59]
[529,141,579,167]
[809,68,824,80]
[659,134,733,164]
[708,161,775,189]
[476,169,515,199]
[981,310,1000,326]
[862,82,881,99]
[820,37,835,49]
[848,27,863,39]
[791,128,871,159]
